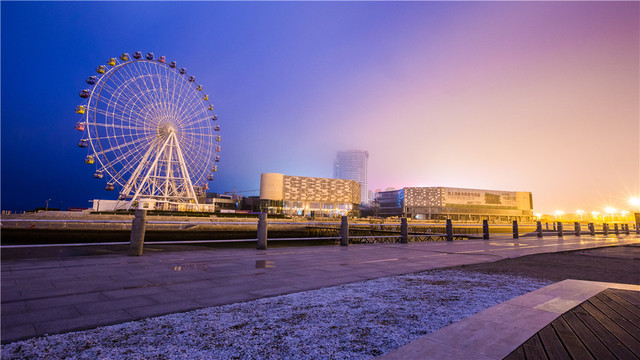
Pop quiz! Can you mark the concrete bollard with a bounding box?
[574,222,581,236]
[340,215,349,246]
[483,220,490,240]
[557,222,563,237]
[257,213,268,250]
[446,219,453,241]
[588,223,595,236]
[512,220,519,239]
[400,217,408,244]
[128,209,147,256]
[536,221,543,237]
[624,223,630,235]
[614,223,619,236]
[553,222,557,231]
[603,223,609,236]
[546,223,549,230]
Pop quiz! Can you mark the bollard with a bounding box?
[557,222,563,237]
[636,222,640,234]
[400,217,408,244]
[257,212,268,250]
[483,220,490,240]
[512,220,519,239]
[603,223,609,236]
[574,222,581,236]
[614,223,619,236]
[446,219,453,241]
[546,223,549,230]
[624,223,630,235]
[588,223,595,236]
[128,209,147,256]
[340,215,349,246]
[536,221,543,237]
[553,222,557,231]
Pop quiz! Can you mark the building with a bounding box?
[375,187,533,222]
[260,173,360,217]
[334,150,369,204]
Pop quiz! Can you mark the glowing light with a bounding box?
[554,210,564,220]
[630,197,640,211]
[535,213,542,220]
[604,207,616,222]
[576,209,584,221]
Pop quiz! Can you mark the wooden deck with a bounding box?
[505,288,640,359]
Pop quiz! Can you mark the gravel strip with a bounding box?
[2,269,551,359]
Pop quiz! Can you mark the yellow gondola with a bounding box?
[75,105,86,114]
[203,95,209,101]
[196,85,203,91]
[107,58,116,66]
[85,155,95,164]
[215,135,221,142]
[96,65,106,74]
[208,105,214,111]
[120,53,129,61]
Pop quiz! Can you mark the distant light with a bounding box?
[554,210,564,216]
[604,206,616,214]
[630,197,640,208]
[576,209,584,215]
[591,211,600,216]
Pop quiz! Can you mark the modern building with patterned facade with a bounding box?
[260,173,361,217]
[375,186,533,222]
[334,150,369,204]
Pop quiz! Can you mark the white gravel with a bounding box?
[2,269,551,359]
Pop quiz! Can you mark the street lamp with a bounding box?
[554,210,564,221]
[629,197,640,212]
[604,207,616,222]
[535,213,542,221]
[621,210,629,221]
[576,210,584,222]
[591,211,600,222]
[45,198,52,212]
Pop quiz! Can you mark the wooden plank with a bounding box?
[551,316,594,360]
[608,289,640,307]
[522,334,548,360]
[503,345,526,360]
[537,325,571,360]
[599,291,640,325]
[583,300,640,356]
[562,310,614,359]
[572,304,637,359]
[589,296,640,341]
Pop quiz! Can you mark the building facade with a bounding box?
[260,173,360,217]
[334,150,369,204]
[375,186,534,222]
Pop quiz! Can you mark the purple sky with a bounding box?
[1,1,638,214]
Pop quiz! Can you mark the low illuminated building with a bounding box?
[259,173,361,217]
[375,187,533,222]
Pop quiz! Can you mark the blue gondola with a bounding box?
[86,76,97,85]
[146,52,154,60]
[79,89,90,99]
[188,76,195,82]
[179,68,187,75]
[78,139,89,148]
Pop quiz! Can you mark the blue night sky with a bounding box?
[1,1,638,213]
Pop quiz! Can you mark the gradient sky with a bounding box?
[1,1,638,214]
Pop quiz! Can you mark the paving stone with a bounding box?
[102,286,166,300]
[1,324,36,344]
[125,300,201,319]
[34,310,134,337]
[2,305,80,328]
[73,296,157,316]
[1,301,26,315]
[25,292,108,311]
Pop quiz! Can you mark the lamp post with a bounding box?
[45,198,51,213]
[592,211,600,222]
[576,210,584,222]
[554,210,564,221]
[604,207,616,222]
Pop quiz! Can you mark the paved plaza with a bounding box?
[2,234,639,344]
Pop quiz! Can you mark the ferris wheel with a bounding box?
[75,51,220,210]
